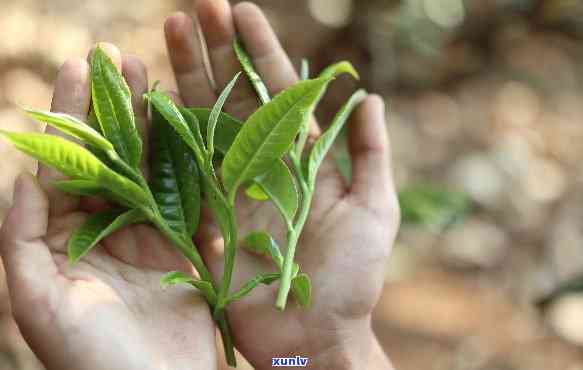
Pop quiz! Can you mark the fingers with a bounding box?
[122,55,150,174]
[233,2,320,138]
[38,58,91,216]
[233,2,297,94]
[196,0,257,119]
[0,173,58,310]
[348,95,397,215]
[165,12,216,107]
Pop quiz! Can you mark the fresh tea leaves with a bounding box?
[90,47,142,168]
[68,209,145,264]
[221,77,333,199]
[150,108,201,236]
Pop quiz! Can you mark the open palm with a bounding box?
[165,1,399,367]
[0,46,216,370]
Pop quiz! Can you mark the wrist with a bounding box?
[306,316,391,370]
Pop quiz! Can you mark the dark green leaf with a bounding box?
[90,47,142,168]
[68,209,144,264]
[208,72,240,158]
[186,108,242,155]
[222,77,333,197]
[306,89,367,187]
[25,109,114,153]
[398,185,471,228]
[291,273,311,307]
[242,231,283,268]
[234,38,270,104]
[226,272,281,304]
[160,271,217,306]
[144,92,204,163]
[150,108,201,236]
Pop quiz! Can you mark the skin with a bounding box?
[1,2,399,369]
[165,1,400,369]
[0,45,217,370]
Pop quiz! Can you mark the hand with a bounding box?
[0,44,217,370]
[164,2,400,369]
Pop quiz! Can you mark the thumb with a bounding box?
[0,172,58,311]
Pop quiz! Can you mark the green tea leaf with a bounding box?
[254,159,298,224]
[90,47,142,168]
[306,89,367,187]
[234,38,270,104]
[318,61,360,80]
[245,183,269,201]
[144,92,204,162]
[398,185,471,228]
[160,271,217,306]
[52,179,105,197]
[150,108,201,236]
[222,77,333,198]
[1,131,109,180]
[52,179,134,208]
[68,209,144,264]
[0,131,149,207]
[226,272,281,304]
[179,108,206,153]
[243,231,283,268]
[25,109,114,153]
[291,273,311,307]
[206,182,232,245]
[208,73,240,158]
[186,108,242,155]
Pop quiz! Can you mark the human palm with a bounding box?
[165,1,399,367]
[0,46,216,370]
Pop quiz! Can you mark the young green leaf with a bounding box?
[234,38,270,104]
[243,231,284,268]
[144,92,204,162]
[226,272,281,304]
[161,271,217,306]
[306,89,367,187]
[179,108,206,153]
[318,61,359,80]
[52,179,105,197]
[245,184,269,201]
[90,47,142,168]
[24,109,114,153]
[0,131,149,207]
[68,209,145,264]
[185,108,242,155]
[291,273,312,307]
[221,77,333,199]
[208,73,241,159]
[253,159,298,224]
[150,109,201,236]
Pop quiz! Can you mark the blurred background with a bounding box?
[2,0,583,369]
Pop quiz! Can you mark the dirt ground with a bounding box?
[2,0,583,369]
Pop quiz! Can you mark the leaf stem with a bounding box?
[146,209,214,286]
[275,159,313,310]
[215,309,237,367]
[214,199,239,314]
